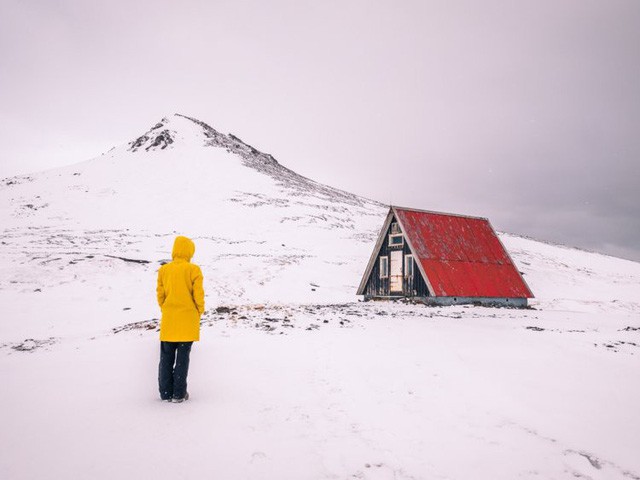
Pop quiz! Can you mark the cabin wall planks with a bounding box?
[362,215,430,297]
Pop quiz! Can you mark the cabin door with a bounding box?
[390,250,403,293]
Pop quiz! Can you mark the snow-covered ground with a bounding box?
[1,114,639,479]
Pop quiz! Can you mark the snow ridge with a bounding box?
[129,113,375,208]
[179,113,376,207]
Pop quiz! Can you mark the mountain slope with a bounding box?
[0,114,385,327]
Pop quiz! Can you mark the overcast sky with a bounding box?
[1,0,639,260]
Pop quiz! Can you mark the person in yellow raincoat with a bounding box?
[156,236,205,402]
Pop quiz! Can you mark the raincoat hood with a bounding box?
[172,236,195,261]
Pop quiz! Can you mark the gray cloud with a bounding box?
[1,0,639,260]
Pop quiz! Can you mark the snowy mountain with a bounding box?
[0,113,387,337]
[1,114,639,480]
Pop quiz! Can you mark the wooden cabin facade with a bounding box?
[357,206,533,307]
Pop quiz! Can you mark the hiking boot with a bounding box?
[172,392,189,403]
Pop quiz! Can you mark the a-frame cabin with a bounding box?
[357,206,533,307]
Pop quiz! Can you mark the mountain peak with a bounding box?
[127,113,287,172]
[127,113,213,153]
[122,113,370,207]
[127,114,275,162]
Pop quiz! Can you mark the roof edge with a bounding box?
[486,219,535,298]
[392,207,436,296]
[391,205,489,222]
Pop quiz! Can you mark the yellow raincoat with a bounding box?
[156,236,205,341]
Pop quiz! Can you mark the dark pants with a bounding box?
[158,341,193,400]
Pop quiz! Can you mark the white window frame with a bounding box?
[388,234,404,247]
[390,222,401,234]
[404,254,414,278]
[379,256,389,279]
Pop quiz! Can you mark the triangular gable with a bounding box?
[356,207,435,296]
[356,209,394,295]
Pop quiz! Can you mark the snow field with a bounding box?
[1,303,638,480]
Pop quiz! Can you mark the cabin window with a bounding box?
[388,234,404,247]
[404,255,414,278]
[390,222,401,234]
[379,256,389,278]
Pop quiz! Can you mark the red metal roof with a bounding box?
[394,208,533,298]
